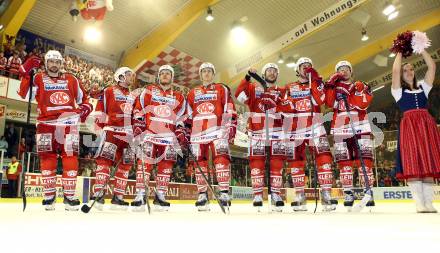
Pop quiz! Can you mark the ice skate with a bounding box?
[343,190,355,212]
[253,194,263,212]
[291,191,307,212]
[153,191,170,211]
[42,196,56,211]
[271,193,284,212]
[195,192,210,211]
[90,195,105,211]
[352,189,373,212]
[110,195,129,211]
[219,191,231,207]
[130,192,146,212]
[63,196,80,211]
[321,190,337,212]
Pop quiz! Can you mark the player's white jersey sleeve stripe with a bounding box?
[150,117,174,124]
[311,95,317,106]
[223,86,228,113]
[103,88,107,113]
[73,75,84,104]
[176,97,186,118]
[46,105,74,111]
[187,102,193,120]
[283,112,311,118]
[236,91,248,104]
[193,114,217,121]
[140,88,147,109]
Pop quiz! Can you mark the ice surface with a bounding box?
[1,201,439,253]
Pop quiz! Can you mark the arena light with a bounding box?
[205,7,214,22]
[84,26,102,44]
[0,24,3,31]
[230,21,247,45]
[387,11,399,21]
[277,53,284,64]
[373,54,388,67]
[382,4,396,16]
[286,62,296,68]
[361,28,369,41]
[286,56,296,68]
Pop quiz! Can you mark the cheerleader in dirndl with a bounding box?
[391,49,439,213]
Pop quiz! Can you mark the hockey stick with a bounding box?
[222,83,234,212]
[248,72,272,212]
[341,94,372,211]
[138,145,151,214]
[248,72,267,89]
[21,69,36,211]
[264,108,272,213]
[307,73,319,213]
[187,147,227,214]
[81,159,121,213]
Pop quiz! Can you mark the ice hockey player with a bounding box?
[186,62,237,211]
[325,60,374,211]
[90,66,136,210]
[131,65,186,211]
[278,57,337,212]
[235,63,286,212]
[17,50,93,211]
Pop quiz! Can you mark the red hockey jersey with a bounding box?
[187,83,236,143]
[17,72,89,124]
[325,80,373,134]
[133,84,186,145]
[235,79,285,137]
[95,85,135,132]
[279,80,327,138]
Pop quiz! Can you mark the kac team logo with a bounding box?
[154,105,172,117]
[295,99,311,111]
[196,102,215,114]
[120,103,133,114]
[49,91,70,105]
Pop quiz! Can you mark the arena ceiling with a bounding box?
[171,0,440,87]
[21,0,440,98]
[21,0,191,60]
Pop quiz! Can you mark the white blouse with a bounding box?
[391,80,432,102]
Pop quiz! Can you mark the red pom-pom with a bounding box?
[390,31,414,58]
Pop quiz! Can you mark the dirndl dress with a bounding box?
[391,81,440,179]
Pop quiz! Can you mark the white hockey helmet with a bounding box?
[158,64,174,83]
[295,57,313,71]
[199,62,216,76]
[114,66,134,83]
[44,50,64,67]
[261,63,279,77]
[335,60,352,72]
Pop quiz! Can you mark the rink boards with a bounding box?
[5,172,440,203]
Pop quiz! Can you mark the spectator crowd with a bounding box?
[0,41,115,95]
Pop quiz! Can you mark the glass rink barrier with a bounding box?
[12,128,439,199]
[14,171,440,203]
[0,149,6,197]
